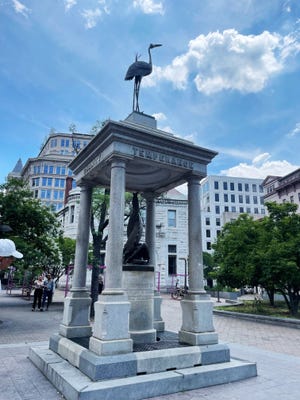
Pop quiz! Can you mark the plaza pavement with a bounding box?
[0,289,300,400]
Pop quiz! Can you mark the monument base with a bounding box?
[29,331,257,400]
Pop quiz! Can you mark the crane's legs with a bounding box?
[133,77,141,112]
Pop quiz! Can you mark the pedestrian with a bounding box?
[32,275,44,311]
[42,274,54,311]
[0,238,23,271]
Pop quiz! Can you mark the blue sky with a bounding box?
[1,0,300,184]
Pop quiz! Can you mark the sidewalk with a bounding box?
[1,290,300,399]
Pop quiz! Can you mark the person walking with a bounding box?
[42,274,54,311]
[0,239,23,271]
[32,276,44,311]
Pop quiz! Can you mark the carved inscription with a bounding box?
[132,146,193,169]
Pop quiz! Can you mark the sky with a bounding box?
[1,0,300,185]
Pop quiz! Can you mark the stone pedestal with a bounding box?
[179,293,218,345]
[59,290,92,338]
[89,292,133,356]
[123,265,157,343]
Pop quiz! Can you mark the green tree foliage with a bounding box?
[213,203,300,315]
[0,178,61,278]
[257,202,300,314]
[213,214,259,289]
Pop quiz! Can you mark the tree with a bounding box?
[258,202,300,314]
[213,214,259,289]
[0,178,61,279]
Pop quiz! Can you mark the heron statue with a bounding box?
[125,43,162,112]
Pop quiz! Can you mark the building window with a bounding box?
[49,166,54,174]
[168,245,177,275]
[246,207,251,213]
[253,196,258,204]
[238,195,243,203]
[42,177,47,186]
[232,206,236,212]
[231,194,235,203]
[33,165,41,174]
[254,208,259,214]
[215,193,219,201]
[206,229,211,238]
[168,210,176,227]
[260,197,264,205]
[290,195,294,203]
[223,181,228,190]
[47,178,53,186]
[252,184,257,192]
[238,183,242,191]
[50,139,57,148]
[34,190,38,198]
[224,194,228,202]
[43,164,49,174]
[70,205,75,223]
[245,183,249,192]
[261,208,265,214]
[215,206,220,214]
[245,195,250,204]
[205,217,210,225]
[259,185,263,193]
[224,206,229,212]
[216,218,221,226]
[206,242,211,250]
[230,182,235,190]
[239,207,244,213]
[214,181,219,190]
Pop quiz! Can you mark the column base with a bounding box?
[89,336,133,356]
[179,293,218,345]
[90,292,132,356]
[59,289,92,339]
[130,329,157,343]
[178,330,218,345]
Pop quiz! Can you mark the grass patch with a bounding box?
[215,300,300,319]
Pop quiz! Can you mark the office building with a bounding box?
[21,132,93,211]
[200,175,266,253]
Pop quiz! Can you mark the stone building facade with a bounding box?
[263,168,300,212]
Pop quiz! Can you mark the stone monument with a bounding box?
[29,43,256,400]
[29,112,257,400]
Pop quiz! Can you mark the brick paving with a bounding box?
[1,290,300,399]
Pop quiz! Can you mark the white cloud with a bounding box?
[146,29,300,94]
[133,0,164,15]
[64,0,77,12]
[152,112,167,121]
[287,122,300,137]
[12,0,30,17]
[81,8,102,29]
[221,153,299,179]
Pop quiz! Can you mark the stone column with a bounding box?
[89,159,133,355]
[59,185,93,338]
[179,176,218,346]
[145,193,165,332]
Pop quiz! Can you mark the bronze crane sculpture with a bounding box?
[125,43,162,112]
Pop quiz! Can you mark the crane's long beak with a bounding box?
[152,44,162,48]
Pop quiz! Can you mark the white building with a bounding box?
[200,175,266,253]
[263,168,300,212]
[21,132,93,211]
